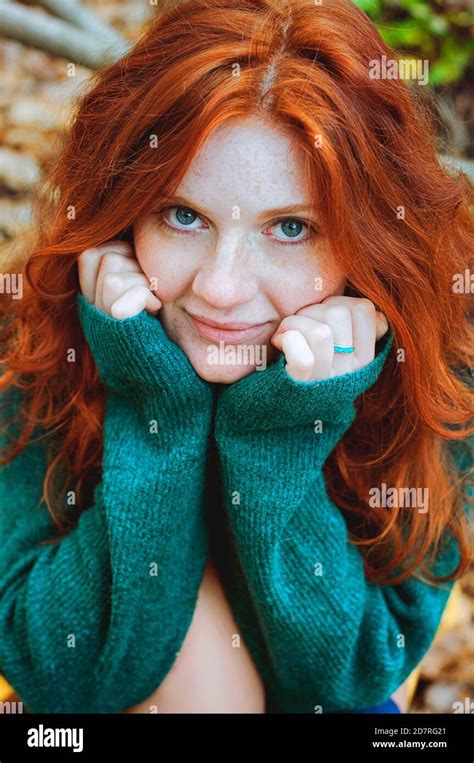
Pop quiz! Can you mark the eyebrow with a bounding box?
[163,195,316,219]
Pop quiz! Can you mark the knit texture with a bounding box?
[0,301,471,713]
[0,294,213,712]
[213,328,472,712]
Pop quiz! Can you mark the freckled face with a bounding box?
[133,115,346,383]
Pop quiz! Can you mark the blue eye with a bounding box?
[271,217,317,246]
[172,206,201,227]
[280,220,304,238]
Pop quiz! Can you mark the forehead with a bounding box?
[175,116,309,209]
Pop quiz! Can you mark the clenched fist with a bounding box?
[77,240,161,319]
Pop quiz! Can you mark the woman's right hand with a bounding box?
[75,240,213,410]
[77,240,161,319]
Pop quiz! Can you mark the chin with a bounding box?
[181,343,277,384]
[188,355,264,383]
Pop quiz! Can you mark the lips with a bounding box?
[186,311,270,344]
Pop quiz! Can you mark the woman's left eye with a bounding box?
[266,219,312,245]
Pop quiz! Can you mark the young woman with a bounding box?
[0,0,472,714]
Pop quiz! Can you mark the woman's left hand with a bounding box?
[270,296,390,382]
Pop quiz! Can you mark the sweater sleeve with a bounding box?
[214,330,472,713]
[0,295,213,713]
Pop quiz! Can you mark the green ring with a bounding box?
[333,344,355,353]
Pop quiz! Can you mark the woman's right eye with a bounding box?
[161,206,207,232]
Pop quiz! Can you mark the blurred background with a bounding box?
[0,0,472,714]
[356,0,473,157]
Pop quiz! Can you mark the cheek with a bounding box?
[267,252,346,317]
[314,260,347,300]
[135,241,192,302]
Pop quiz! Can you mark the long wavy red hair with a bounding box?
[1,0,473,586]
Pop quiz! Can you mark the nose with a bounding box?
[191,232,258,309]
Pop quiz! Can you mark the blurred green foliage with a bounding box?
[353,0,473,85]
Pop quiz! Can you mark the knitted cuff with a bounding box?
[216,329,395,434]
[76,293,213,416]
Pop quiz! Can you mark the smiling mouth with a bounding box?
[185,311,270,344]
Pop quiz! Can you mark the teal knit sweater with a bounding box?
[0,293,471,713]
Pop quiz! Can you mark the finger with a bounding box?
[291,303,354,374]
[102,271,158,316]
[95,252,143,314]
[296,296,390,368]
[77,241,135,304]
[276,330,315,382]
[111,285,162,319]
[323,304,354,375]
[376,313,389,342]
[282,297,353,360]
[315,296,389,342]
[77,248,104,305]
[350,300,378,367]
[272,316,334,380]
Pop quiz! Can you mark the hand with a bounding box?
[75,240,212,410]
[215,292,394,440]
[270,296,390,382]
[77,240,161,319]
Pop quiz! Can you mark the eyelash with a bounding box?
[154,206,318,247]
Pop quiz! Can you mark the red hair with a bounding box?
[1,0,473,585]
